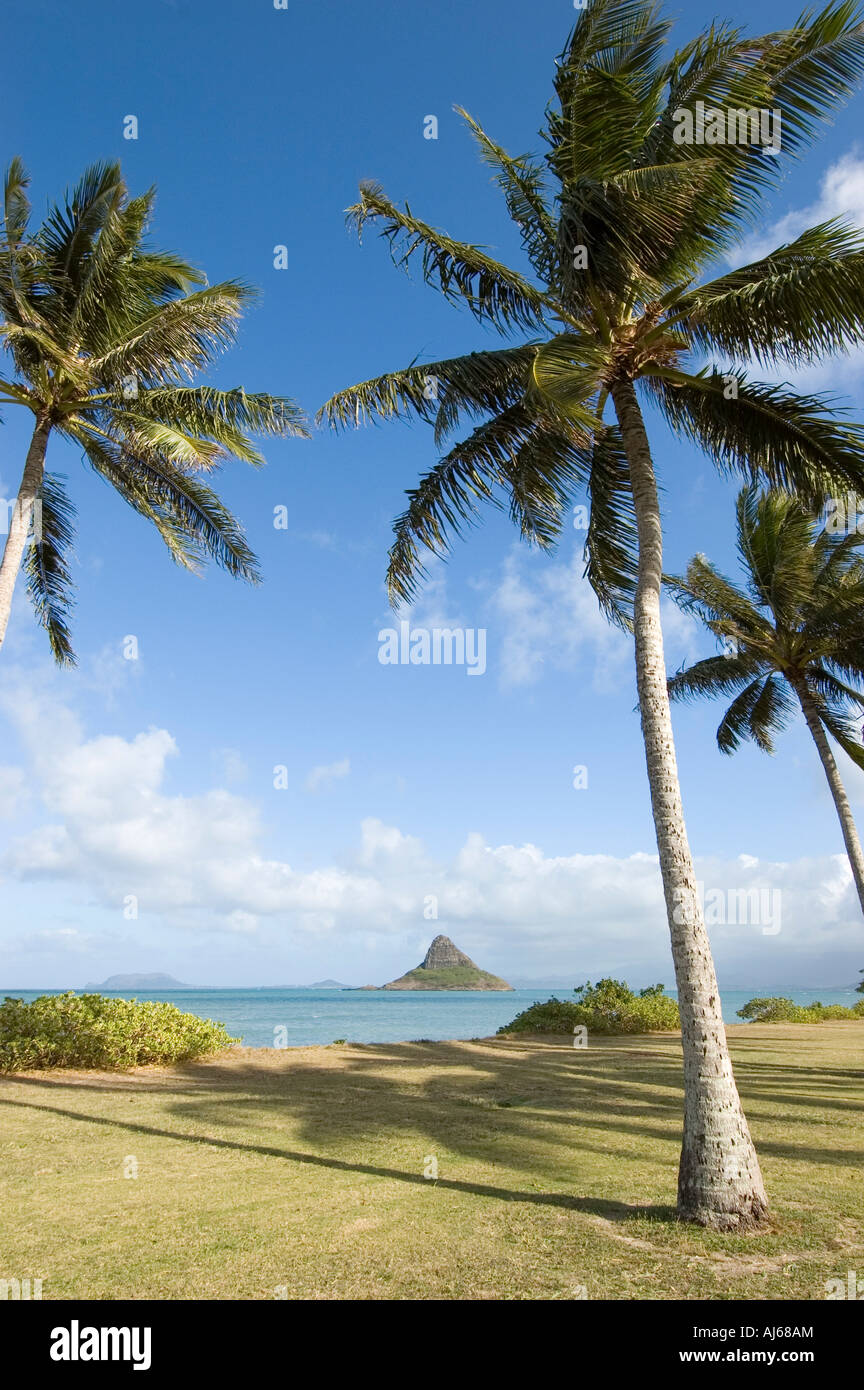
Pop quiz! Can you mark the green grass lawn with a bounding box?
[1,1023,862,1300]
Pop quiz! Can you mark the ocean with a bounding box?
[3,985,861,1048]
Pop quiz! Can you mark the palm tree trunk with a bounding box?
[794,680,864,914]
[0,415,51,656]
[610,376,768,1229]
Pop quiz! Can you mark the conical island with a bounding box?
[382,935,512,991]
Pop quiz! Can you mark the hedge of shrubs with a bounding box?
[0,992,239,1071]
[498,978,681,1036]
[736,996,864,1024]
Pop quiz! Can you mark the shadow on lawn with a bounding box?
[3,1034,863,1199]
[0,1090,677,1224]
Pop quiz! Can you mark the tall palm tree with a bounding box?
[0,159,307,663]
[667,485,864,914]
[320,0,864,1227]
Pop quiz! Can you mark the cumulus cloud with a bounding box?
[733,151,864,266]
[728,151,864,392]
[305,758,351,792]
[0,766,29,819]
[488,548,701,690]
[0,692,859,983]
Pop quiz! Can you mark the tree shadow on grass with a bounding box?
[0,1091,677,1225]
[3,1033,862,1199]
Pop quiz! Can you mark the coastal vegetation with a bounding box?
[0,992,238,1071]
[736,996,864,1023]
[499,978,681,1034]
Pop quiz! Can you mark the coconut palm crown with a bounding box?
[321,1,864,619]
[0,159,308,664]
[667,484,864,909]
[319,0,864,1230]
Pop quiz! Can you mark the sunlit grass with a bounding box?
[0,1023,861,1300]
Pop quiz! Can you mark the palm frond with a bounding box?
[645,369,864,505]
[347,181,556,333]
[24,472,77,665]
[676,220,864,365]
[584,424,639,627]
[318,345,537,442]
[457,107,557,282]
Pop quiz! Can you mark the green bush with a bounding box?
[0,992,239,1071]
[737,996,864,1024]
[498,978,680,1036]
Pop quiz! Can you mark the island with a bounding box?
[380,935,513,991]
[83,973,190,990]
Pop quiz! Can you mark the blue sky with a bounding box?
[1,0,863,989]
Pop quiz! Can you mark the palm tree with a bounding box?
[319,0,864,1227]
[0,159,308,663]
[667,485,864,914]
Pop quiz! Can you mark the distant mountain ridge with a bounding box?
[83,973,190,990]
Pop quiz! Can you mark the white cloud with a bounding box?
[305,757,351,792]
[733,151,864,266]
[0,766,29,819]
[488,548,700,690]
[0,695,859,982]
[728,151,864,392]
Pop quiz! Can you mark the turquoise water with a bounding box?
[2,985,860,1047]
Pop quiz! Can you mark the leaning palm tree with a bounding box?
[667,485,864,914]
[0,159,307,662]
[320,0,864,1227]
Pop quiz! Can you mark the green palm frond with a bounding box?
[347,181,557,333]
[717,675,771,752]
[665,552,775,643]
[760,1,864,156]
[90,282,255,386]
[385,405,592,603]
[584,424,639,627]
[457,107,557,283]
[24,472,77,666]
[675,220,864,365]
[645,370,864,505]
[817,696,864,770]
[81,433,261,582]
[667,651,765,704]
[2,155,31,247]
[317,345,537,443]
[746,672,799,752]
[531,334,612,424]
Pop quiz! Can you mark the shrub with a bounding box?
[0,992,239,1071]
[737,996,864,1024]
[736,996,802,1023]
[498,997,584,1035]
[498,978,680,1036]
